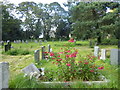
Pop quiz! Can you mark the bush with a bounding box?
[3,49,30,55]
[101,39,118,45]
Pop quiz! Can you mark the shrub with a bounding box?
[101,38,118,45]
[3,49,30,55]
[44,41,104,81]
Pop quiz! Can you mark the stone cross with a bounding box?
[41,46,45,59]
[48,44,51,52]
[110,49,120,65]
[100,49,106,60]
[34,50,40,63]
[0,62,9,89]
[94,46,99,57]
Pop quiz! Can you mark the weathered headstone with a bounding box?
[34,50,40,63]
[41,46,45,59]
[110,49,120,65]
[94,46,99,57]
[100,49,106,60]
[0,62,9,89]
[22,63,40,75]
[48,44,51,52]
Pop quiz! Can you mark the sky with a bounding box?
[3,0,68,5]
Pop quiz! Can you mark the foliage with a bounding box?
[3,49,30,55]
[46,42,104,81]
[71,2,120,43]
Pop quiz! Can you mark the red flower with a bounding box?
[98,66,104,70]
[57,55,60,57]
[69,53,76,57]
[52,62,55,64]
[43,52,49,53]
[58,52,64,54]
[52,58,55,59]
[65,50,70,53]
[84,62,89,64]
[66,63,71,66]
[78,61,82,63]
[56,63,58,65]
[50,52,54,56]
[68,38,75,42]
[90,70,94,72]
[56,59,62,61]
[66,55,69,58]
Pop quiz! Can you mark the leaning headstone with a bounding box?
[34,50,40,63]
[100,49,106,60]
[22,40,24,43]
[48,44,51,52]
[94,46,99,57]
[41,46,45,59]
[0,62,9,90]
[110,49,120,65]
[22,63,40,75]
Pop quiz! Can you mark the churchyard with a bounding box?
[0,40,119,88]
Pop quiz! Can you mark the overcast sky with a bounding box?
[3,0,68,5]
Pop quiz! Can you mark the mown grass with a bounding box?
[0,41,119,88]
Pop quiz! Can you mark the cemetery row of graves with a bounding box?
[0,40,119,88]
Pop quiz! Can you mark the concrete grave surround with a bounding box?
[0,62,9,89]
[94,46,99,57]
[100,49,106,60]
[110,49,120,65]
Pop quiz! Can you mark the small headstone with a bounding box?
[22,40,24,43]
[34,50,40,63]
[1,41,4,47]
[26,40,28,44]
[118,41,120,48]
[89,41,92,47]
[0,62,9,89]
[44,40,47,43]
[110,49,120,65]
[34,40,38,43]
[41,46,45,59]
[22,63,40,75]
[100,49,106,60]
[5,45,9,52]
[48,44,51,52]
[94,46,99,57]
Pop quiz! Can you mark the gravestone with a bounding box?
[34,50,40,63]
[110,49,120,65]
[41,46,45,59]
[89,41,92,47]
[0,62,9,89]
[22,63,40,75]
[100,49,106,60]
[118,41,120,48]
[94,46,99,57]
[48,44,51,52]
[22,40,24,43]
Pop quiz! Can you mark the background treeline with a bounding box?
[1,1,120,44]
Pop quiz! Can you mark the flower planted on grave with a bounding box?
[47,47,104,82]
[68,38,76,47]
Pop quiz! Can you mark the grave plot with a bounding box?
[0,40,119,88]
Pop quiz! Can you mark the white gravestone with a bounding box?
[100,49,106,60]
[22,63,40,75]
[94,46,99,57]
[0,62,9,89]
[110,49,120,65]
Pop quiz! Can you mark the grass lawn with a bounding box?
[0,41,119,88]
